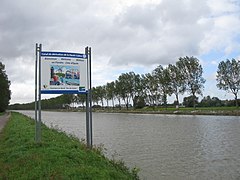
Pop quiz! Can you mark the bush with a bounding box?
[133,96,145,109]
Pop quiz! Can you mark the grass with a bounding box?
[142,106,238,111]
[138,106,240,116]
[92,106,240,116]
[0,112,139,179]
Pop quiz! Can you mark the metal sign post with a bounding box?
[85,46,93,147]
[35,44,38,142]
[35,44,92,148]
[89,47,93,146]
[35,43,42,143]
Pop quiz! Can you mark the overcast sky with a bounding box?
[1,0,240,104]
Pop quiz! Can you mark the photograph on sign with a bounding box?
[49,65,80,86]
[41,52,87,94]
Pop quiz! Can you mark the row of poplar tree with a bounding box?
[7,56,240,111]
[75,56,239,108]
[90,56,205,109]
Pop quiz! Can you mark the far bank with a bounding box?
[42,106,240,116]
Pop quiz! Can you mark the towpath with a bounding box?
[0,112,10,132]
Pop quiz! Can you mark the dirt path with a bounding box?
[0,112,10,132]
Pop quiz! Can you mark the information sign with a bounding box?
[40,51,88,94]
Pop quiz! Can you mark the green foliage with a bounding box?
[224,99,240,107]
[199,96,223,107]
[114,80,122,109]
[117,73,133,109]
[9,94,73,110]
[133,96,145,109]
[55,72,65,77]
[93,86,106,107]
[168,63,186,105]
[141,106,240,116]
[0,112,138,179]
[75,94,86,109]
[10,56,240,110]
[153,65,172,108]
[183,95,198,107]
[0,62,11,112]
[106,81,116,108]
[142,73,160,106]
[177,56,205,108]
[216,59,240,107]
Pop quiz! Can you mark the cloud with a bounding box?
[211,61,218,65]
[108,0,211,66]
[200,0,240,54]
[0,0,239,103]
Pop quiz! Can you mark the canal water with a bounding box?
[19,111,240,180]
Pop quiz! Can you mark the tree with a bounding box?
[153,65,172,109]
[77,94,86,109]
[0,62,11,112]
[142,73,161,107]
[200,96,222,107]
[91,87,100,106]
[168,64,186,106]
[133,96,145,109]
[114,80,122,109]
[183,95,198,107]
[127,72,143,103]
[94,86,105,108]
[216,59,240,107]
[117,73,131,109]
[106,81,115,109]
[177,56,205,108]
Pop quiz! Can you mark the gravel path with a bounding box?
[0,112,10,132]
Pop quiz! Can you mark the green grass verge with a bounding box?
[93,106,240,116]
[141,106,240,115]
[0,112,139,179]
[142,106,239,111]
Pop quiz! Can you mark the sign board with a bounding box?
[40,51,88,94]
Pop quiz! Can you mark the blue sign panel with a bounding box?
[41,51,87,59]
[40,51,88,94]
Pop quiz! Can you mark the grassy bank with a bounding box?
[88,106,240,116]
[139,106,240,116]
[0,112,138,179]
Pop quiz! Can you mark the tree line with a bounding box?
[0,61,11,112]
[9,95,73,110]
[90,56,205,109]
[89,56,240,109]
[9,56,240,110]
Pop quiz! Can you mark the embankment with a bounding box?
[0,112,138,179]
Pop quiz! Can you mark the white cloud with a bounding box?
[211,61,218,65]
[200,1,240,54]
[207,0,239,15]
[10,82,34,103]
[0,0,239,103]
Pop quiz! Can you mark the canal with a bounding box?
[19,111,240,179]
